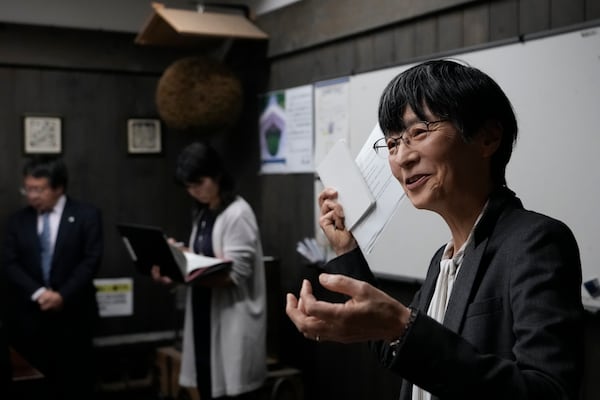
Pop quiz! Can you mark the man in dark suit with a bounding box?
[2,156,103,400]
[286,60,583,399]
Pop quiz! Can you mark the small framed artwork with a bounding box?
[127,119,162,154]
[23,115,63,154]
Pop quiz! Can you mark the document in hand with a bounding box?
[316,139,376,230]
[116,223,231,284]
[351,123,405,253]
[167,243,232,283]
[316,125,405,254]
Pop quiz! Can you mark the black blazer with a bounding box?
[2,197,103,338]
[326,188,583,400]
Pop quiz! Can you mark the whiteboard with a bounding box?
[344,24,600,307]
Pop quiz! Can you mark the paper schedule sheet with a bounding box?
[352,124,405,253]
[316,139,375,231]
[316,124,405,254]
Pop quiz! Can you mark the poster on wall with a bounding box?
[313,77,350,166]
[94,277,133,317]
[311,77,351,241]
[259,85,314,174]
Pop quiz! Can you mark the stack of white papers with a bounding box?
[316,124,405,254]
[296,237,326,266]
[352,124,405,253]
[316,139,375,231]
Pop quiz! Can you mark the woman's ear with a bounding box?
[479,121,502,158]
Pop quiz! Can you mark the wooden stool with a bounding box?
[155,346,200,400]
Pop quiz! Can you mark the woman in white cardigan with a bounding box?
[152,142,267,399]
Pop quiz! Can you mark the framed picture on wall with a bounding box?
[127,118,162,154]
[23,115,63,154]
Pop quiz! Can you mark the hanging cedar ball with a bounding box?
[156,57,243,132]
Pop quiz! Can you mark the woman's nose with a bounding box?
[390,145,417,169]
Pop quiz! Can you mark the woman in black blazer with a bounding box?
[286,60,583,400]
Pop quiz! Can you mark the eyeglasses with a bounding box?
[372,119,447,158]
[20,185,49,196]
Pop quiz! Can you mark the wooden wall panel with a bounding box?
[354,35,378,74]
[0,23,195,74]
[258,174,317,366]
[269,53,315,90]
[520,0,551,34]
[268,41,357,89]
[268,60,287,90]
[0,68,19,213]
[259,175,314,263]
[463,3,491,46]
[588,0,600,19]
[489,0,519,41]
[414,17,439,58]
[552,0,586,26]
[392,24,417,64]
[258,175,317,362]
[438,9,465,53]
[264,0,600,91]
[333,40,356,76]
[256,0,482,56]
[14,69,43,111]
[312,46,343,82]
[372,30,397,71]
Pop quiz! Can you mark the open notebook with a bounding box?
[116,223,231,284]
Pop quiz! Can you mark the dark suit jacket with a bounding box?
[2,196,103,352]
[326,187,583,400]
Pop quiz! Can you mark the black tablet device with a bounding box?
[116,223,185,282]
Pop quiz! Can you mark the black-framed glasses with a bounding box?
[372,119,447,158]
[20,185,50,196]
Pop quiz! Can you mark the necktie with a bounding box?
[39,212,52,285]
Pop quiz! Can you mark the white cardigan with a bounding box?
[179,197,267,397]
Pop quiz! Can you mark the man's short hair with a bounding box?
[23,156,68,190]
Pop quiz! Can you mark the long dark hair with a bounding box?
[175,141,236,215]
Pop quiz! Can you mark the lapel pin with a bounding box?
[68,216,75,223]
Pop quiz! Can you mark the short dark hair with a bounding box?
[378,59,518,186]
[175,141,236,210]
[23,156,68,190]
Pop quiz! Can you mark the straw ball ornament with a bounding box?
[156,57,243,132]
